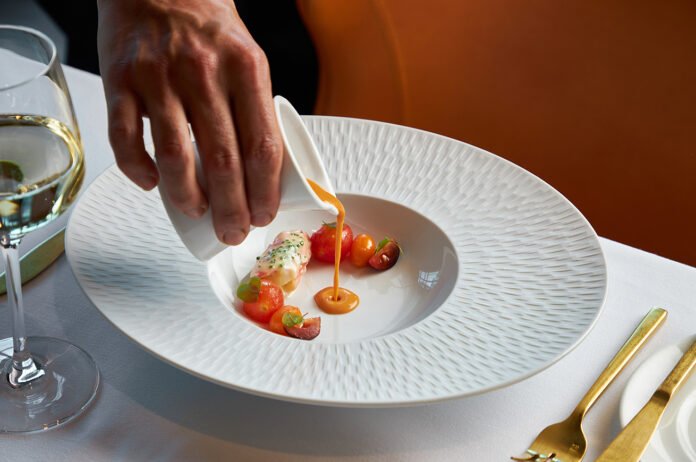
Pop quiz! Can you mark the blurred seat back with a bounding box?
[298,0,696,266]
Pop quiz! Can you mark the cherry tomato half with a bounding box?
[269,305,302,335]
[349,233,376,267]
[243,280,284,323]
[368,238,401,271]
[310,222,353,263]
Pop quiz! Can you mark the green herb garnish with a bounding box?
[282,311,304,328]
[376,237,391,252]
[236,276,261,302]
[376,237,403,254]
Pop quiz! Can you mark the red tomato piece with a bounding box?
[368,238,401,270]
[242,280,284,323]
[310,222,353,263]
[285,317,321,340]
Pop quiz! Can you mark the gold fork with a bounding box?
[511,307,667,462]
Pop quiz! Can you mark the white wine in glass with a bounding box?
[0,114,84,236]
[0,25,98,433]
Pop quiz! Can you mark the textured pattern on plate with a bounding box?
[66,116,606,406]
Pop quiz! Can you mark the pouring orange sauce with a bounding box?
[307,179,360,314]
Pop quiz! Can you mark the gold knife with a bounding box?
[0,228,66,295]
[596,338,696,462]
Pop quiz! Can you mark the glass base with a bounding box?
[0,336,99,433]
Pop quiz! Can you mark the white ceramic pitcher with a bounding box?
[157,96,337,261]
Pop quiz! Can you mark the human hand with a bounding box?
[97,0,282,245]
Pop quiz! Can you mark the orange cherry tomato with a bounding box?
[350,233,376,267]
[269,305,302,335]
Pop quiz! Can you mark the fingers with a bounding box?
[105,90,159,190]
[100,5,282,246]
[231,48,283,228]
[144,90,208,218]
[186,83,250,245]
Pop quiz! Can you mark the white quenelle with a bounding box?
[156,96,338,261]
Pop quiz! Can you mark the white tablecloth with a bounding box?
[2,67,695,462]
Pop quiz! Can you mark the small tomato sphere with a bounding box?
[350,233,376,267]
[242,280,284,323]
[310,222,353,263]
[269,305,302,335]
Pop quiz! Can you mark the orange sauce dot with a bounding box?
[314,287,360,315]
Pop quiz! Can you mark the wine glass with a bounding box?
[0,25,98,433]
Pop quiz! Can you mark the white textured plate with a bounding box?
[66,116,607,407]
[620,336,696,461]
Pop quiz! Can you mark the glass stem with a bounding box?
[1,240,44,388]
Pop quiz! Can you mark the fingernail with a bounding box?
[222,229,246,245]
[185,204,208,219]
[139,175,158,191]
[251,212,272,227]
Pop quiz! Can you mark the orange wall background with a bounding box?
[298,0,696,266]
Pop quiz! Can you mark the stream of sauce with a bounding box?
[307,179,360,314]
